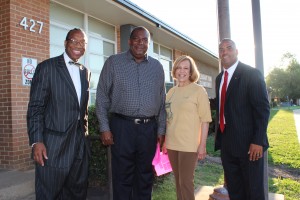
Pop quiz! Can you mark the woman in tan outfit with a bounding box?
[163,55,212,200]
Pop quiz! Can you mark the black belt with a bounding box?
[113,113,155,124]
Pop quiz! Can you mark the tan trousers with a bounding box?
[167,149,198,200]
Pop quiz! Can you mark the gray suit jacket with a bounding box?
[27,54,90,167]
[215,61,270,156]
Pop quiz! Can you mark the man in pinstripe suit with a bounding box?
[215,39,270,200]
[27,28,91,200]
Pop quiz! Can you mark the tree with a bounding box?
[266,68,287,98]
[285,54,300,99]
[266,52,300,101]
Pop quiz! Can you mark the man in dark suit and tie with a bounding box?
[27,28,91,199]
[215,38,270,200]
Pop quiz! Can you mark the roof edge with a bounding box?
[114,0,218,59]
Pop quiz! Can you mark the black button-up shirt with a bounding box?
[96,50,166,135]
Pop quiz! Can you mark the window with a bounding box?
[88,35,115,104]
[50,25,68,58]
[88,17,115,104]
[153,43,173,83]
[153,43,173,92]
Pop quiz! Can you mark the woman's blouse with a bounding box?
[165,83,212,152]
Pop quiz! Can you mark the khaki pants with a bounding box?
[167,149,198,200]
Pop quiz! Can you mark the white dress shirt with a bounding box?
[219,60,239,124]
[64,52,81,106]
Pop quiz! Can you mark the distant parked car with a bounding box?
[280,102,292,107]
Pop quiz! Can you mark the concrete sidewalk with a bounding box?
[194,185,284,200]
[0,168,284,200]
[0,169,108,200]
[0,169,35,200]
[293,109,300,143]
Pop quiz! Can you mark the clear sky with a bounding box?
[130,0,300,76]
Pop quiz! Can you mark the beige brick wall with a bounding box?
[0,0,50,170]
[173,49,186,61]
[116,26,121,53]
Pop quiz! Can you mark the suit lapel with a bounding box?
[216,74,222,95]
[226,64,242,100]
[79,67,89,108]
[56,55,79,106]
[215,73,222,124]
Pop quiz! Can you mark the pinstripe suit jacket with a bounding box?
[27,54,90,168]
[214,61,270,156]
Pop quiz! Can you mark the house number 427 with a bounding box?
[20,17,44,34]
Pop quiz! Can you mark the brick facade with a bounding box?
[116,26,121,53]
[173,49,186,61]
[0,0,50,170]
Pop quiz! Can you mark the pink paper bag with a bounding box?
[152,143,172,176]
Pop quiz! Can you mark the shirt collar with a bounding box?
[64,52,73,67]
[224,60,239,75]
[126,50,148,62]
[64,52,83,69]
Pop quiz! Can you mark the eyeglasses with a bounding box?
[67,38,87,47]
[131,37,149,44]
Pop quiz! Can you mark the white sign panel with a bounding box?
[199,73,213,88]
[22,57,37,86]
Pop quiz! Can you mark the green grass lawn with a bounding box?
[268,109,300,168]
[267,108,300,200]
[269,177,300,200]
[206,134,220,157]
[153,107,300,200]
[152,162,224,200]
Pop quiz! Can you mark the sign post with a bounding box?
[22,57,37,86]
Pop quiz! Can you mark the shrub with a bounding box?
[88,105,108,187]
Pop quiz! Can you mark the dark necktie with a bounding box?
[220,71,228,133]
[69,61,81,67]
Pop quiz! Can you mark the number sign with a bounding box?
[20,17,44,34]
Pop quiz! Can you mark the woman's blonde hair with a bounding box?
[171,55,200,83]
